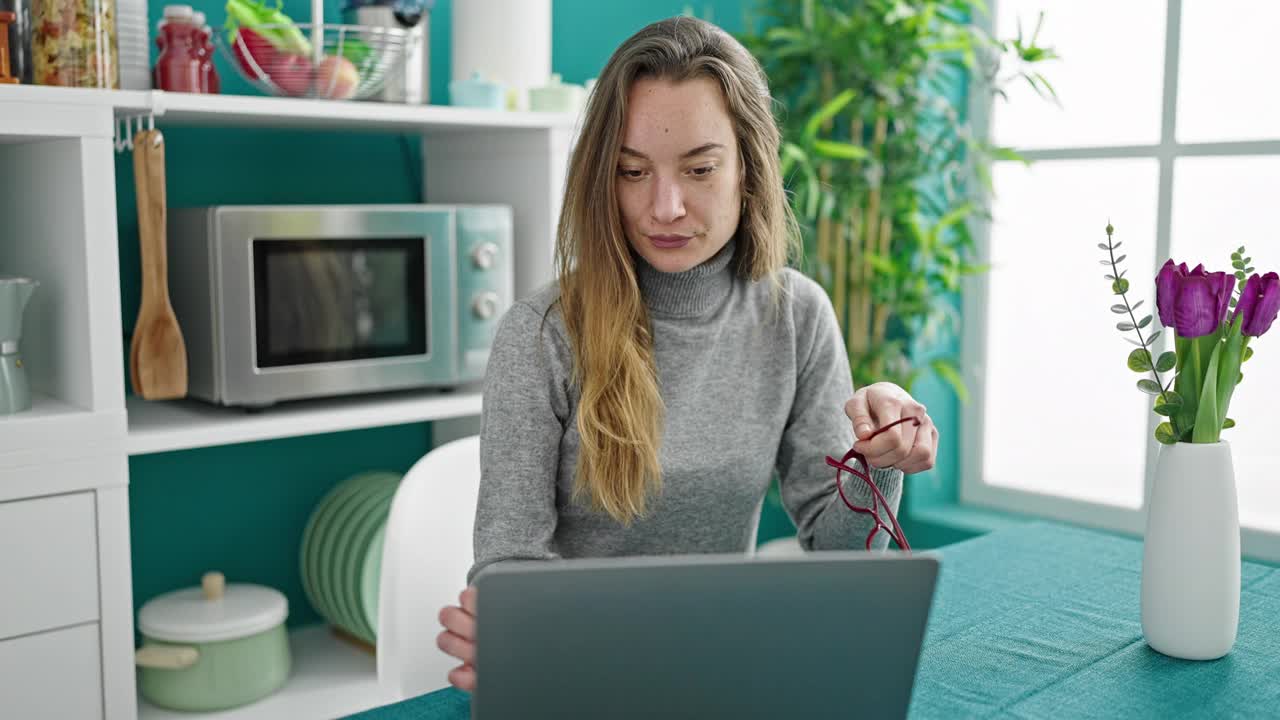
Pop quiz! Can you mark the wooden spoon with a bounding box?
[130,128,188,400]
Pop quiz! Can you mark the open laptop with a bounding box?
[471,551,939,719]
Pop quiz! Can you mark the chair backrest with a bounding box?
[377,434,481,701]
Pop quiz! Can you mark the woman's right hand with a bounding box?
[437,586,478,691]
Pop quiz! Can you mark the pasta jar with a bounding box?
[32,0,119,87]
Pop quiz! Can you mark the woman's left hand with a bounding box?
[843,382,938,474]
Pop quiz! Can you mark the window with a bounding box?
[965,0,1280,555]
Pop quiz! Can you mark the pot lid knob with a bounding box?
[202,571,225,601]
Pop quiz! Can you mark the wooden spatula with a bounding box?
[130,128,188,400]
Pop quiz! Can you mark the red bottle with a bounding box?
[152,5,205,93]
[192,10,221,94]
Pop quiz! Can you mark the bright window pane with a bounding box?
[984,159,1160,508]
[1171,156,1280,532]
[990,1,1165,150]
[1177,1,1280,143]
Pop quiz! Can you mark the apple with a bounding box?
[315,55,360,100]
[267,53,314,97]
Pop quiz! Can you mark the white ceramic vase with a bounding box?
[1141,440,1240,660]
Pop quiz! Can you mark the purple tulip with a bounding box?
[1234,271,1280,337]
[1156,259,1182,327]
[1155,260,1236,337]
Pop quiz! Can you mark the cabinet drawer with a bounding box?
[0,492,99,639]
[0,622,103,720]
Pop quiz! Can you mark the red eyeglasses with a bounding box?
[825,416,921,553]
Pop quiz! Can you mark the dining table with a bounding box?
[346,520,1280,719]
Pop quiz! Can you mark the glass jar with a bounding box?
[32,0,119,87]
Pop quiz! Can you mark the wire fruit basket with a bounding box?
[215,23,415,101]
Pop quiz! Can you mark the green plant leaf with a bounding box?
[1192,340,1223,443]
[1117,321,1135,331]
[803,89,856,142]
[1155,422,1178,445]
[1112,279,1130,294]
[1127,349,1153,372]
[1153,402,1177,417]
[1223,418,1236,429]
[1137,379,1162,395]
[1111,304,1128,314]
[1156,351,1176,372]
[1145,330,1162,347]
[1137,315,1152,329]
[812,139,869,160]
[929,358,970,404]
[1243,346,1254,362]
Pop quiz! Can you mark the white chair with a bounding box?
[754,535,805,557]
[376,434,481,702]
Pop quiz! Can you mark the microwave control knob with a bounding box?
[473,292,500,320]
[471,242,500,270]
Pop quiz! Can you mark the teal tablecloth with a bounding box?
[346,521,1280,719]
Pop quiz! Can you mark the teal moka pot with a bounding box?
[0,276,38,414]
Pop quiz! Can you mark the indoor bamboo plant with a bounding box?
[738,0,1057,399]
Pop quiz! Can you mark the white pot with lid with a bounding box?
[135,571,292,712]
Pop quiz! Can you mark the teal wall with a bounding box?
[120,0,971,627]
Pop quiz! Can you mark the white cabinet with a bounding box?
[0,623,105,720]
[0,492,100,640]
[0,86,571,720]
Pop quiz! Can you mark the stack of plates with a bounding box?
[300,470,402,645]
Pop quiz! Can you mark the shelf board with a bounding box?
[138,624,400,720]
[1,85,579,135]
[0,393,125,464]
[127,388,482,455]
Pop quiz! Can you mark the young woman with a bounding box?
[437,16,938,691]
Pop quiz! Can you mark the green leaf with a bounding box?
[1138,315,1152,329]
[1223,418,1236,429]
[1243,346,1254,362]
[864,252,896,274]
[1155,422,1178,445]
[1098,243,1111,251]
[1156,351,1176,372]
[1160,390,1183,406]
[812,139,869,160]
[930,358,970,404]
[1192,340,1223,443]
[1117,321,1135,331]
[1145,330,1162,347]
[1112,279,1130,294]
[1115,254,1127,264]
[1111,304,1128,314]
[1127,349,1153,372]
[1153,402,1177,417]
[1137,379,1162,395]
[803,89,856,142]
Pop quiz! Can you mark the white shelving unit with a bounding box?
[127,389,483,455]
[137,626,386,720]
[0,85,573,720]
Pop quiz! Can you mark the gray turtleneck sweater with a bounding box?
[467,240,904,584]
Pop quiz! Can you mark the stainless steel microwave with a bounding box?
[166,204,513,408]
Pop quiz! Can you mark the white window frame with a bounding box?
[962,0,1280,562]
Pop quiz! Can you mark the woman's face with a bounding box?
[616,76,743,274]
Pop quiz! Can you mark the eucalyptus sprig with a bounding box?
[1100,223,1184,444]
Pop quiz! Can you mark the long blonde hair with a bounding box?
[556,16,800,525]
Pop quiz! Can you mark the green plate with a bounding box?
[342,480,398,642]
[328,474,398,636]
[300,476,366,622]
[320,479,383,633]
[359,522,388,643]
[310,474,377,626]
